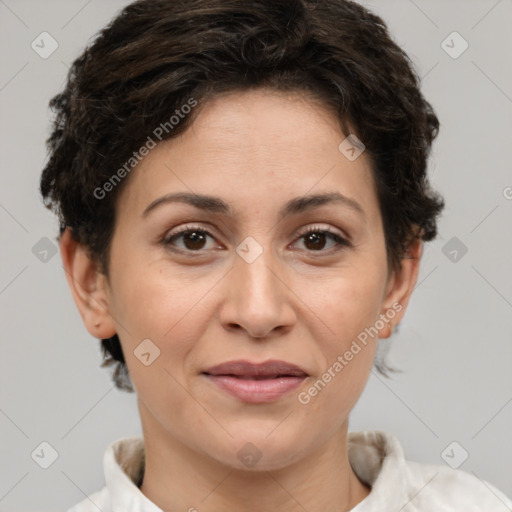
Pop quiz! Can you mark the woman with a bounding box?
[40,0,512,510]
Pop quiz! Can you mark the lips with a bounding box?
[203,360,308,379]
[202,360,308,403]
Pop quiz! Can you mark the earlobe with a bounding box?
[379,238,423,336]
[59,227,117,339]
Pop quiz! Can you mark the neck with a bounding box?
[138,405,370,511]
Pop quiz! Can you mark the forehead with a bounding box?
[116,89,378,221]
[182,89,348,164]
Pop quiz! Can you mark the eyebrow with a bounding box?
[141,191,365,220]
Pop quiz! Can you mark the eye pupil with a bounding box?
[304,232,326,250]
[184,231,206,250]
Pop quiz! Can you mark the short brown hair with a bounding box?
[40,0,444,391]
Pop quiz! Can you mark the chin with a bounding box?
[207,428,312,472]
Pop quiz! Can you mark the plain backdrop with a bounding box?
[1,0,511,510]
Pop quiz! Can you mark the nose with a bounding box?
[218,247,297,339]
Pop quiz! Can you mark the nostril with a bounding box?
[225,323,244,333]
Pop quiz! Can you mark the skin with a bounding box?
[60,88,422,511]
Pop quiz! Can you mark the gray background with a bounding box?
[1,0,511,510]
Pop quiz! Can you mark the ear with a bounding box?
[59,227,117,340]
[378,237,423,339]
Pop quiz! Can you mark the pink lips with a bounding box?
[202,360,308,403]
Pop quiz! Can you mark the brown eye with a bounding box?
[294,228,350,253]
[182,231,207,250]
[304,232,327,250]
[164,227,219,252]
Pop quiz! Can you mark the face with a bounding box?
[67,89,418,470]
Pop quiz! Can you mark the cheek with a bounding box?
[109,259,218,375]
[112,267,205,413]
[111,252,197,333]
[305,261,386,400]
[300,276,382,423]
[310,264,387,341]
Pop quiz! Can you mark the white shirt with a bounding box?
[67,431,512,511]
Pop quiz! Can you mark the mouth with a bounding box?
[202,360,308,403]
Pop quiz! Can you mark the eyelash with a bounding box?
[162,224,351,254]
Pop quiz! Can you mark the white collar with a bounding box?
[100,430,410,511]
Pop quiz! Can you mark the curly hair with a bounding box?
[40,0,444,391]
